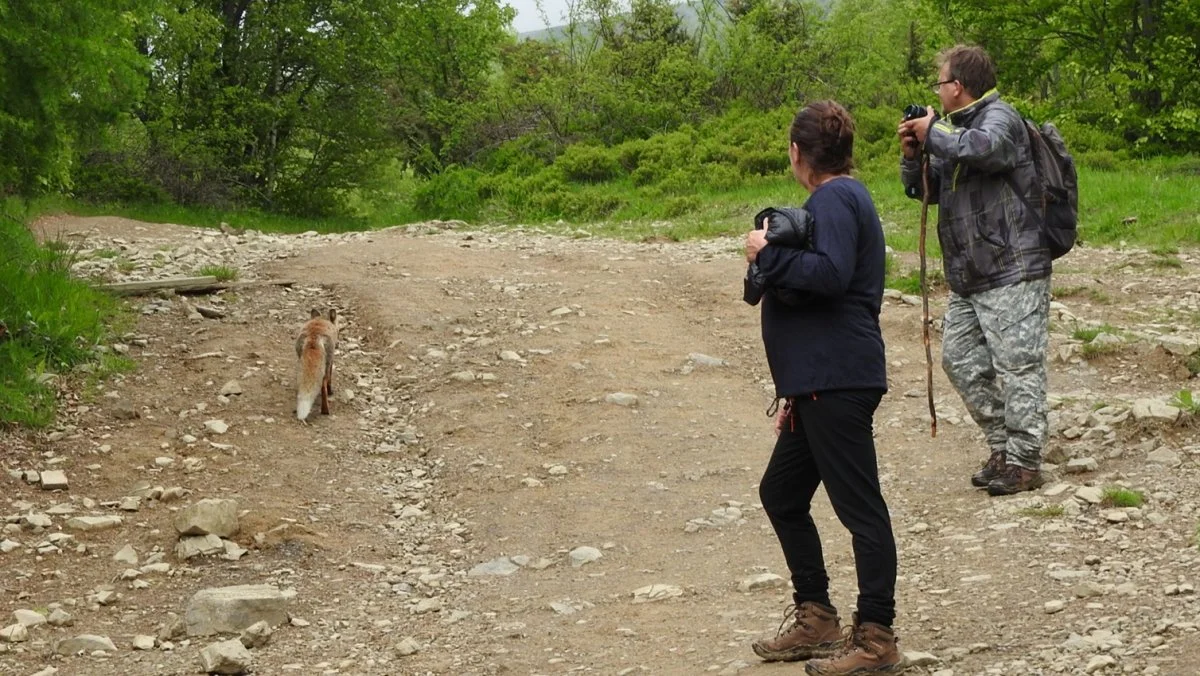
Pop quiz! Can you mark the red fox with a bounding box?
[295,309,338,420]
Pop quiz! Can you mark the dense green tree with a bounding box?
[939,0,1199,148]
[138,0,403,213]
[0,0,152,196]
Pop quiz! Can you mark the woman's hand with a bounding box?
[745,225,768,264]
[774,400,791,437]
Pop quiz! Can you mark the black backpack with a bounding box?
[1006,120,1079,259]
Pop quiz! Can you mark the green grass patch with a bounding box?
[1019,505,1065,518]
[0,203,129,427]
[1053,285,1112,304]
[1170,389,1198,414]
[1101,487,1145,508]
[1071,324,1121,342]
[198,265,238,282]
[91,248,120,259]
[1078,156,1200,249]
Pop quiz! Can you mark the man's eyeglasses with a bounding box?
[930,79,957,92]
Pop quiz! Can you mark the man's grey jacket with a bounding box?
[901,90,1051,296]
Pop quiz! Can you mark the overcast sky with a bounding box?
[505,0,574,33]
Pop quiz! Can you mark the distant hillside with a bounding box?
[517,2,713,42]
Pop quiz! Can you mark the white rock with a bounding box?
[219,380,243,396]
[1048,569,1091,581]
[468,557,519,576]
[38,470,69,491]
[1085,654,1117,673]
[13,609,46,627]
[238,620,272,649]
[605,392,638,407]
[64,515,122,532]
[1043,483,1072,497]
[54,634,117,654]
[411,597,442,614]
[1043,600,1066,614]
[1065,457,1098,473]
[1158,335,1199,356]
[199,638,252,674]
[132,635,156,650]
[1102,509,1129,523]
[569,546,603,567]
[185,585,289,636]
[1074,486,1104,504]
[631,584,683,603]
[1131,398,1180,423]
[688,353,726,367]
[174,498,239,537]
[176,534,225,559]
[113,544,139,565]
[738,573,786,593]
[498,350,522,362]
[203,419,230,434]
[0,539,20,553]
[47,609,72,627]
[904,651,940,668]
[222,540,248,561]
[0,623,29,642]
[394,636,421,656]
[1146,448,1182,467]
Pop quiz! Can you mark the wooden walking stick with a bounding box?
[918,152,938,438]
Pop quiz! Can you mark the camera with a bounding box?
[902,104,926,122]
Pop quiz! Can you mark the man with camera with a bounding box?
[897,45,1051,496]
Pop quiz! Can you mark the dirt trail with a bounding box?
[1,216,1198,676]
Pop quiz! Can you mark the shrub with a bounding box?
[412,168,485,221]
[555,145,623,183]
[560,192,623,220]
[737,150,788,177]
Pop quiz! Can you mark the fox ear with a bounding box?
[310,309,321,318]
[328,309,337,322]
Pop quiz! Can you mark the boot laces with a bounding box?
[773,603,815,637]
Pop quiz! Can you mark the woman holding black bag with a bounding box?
[744,100,902,676]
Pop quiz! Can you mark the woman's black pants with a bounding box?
[758,388,897,628]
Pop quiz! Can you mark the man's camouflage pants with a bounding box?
[941,277,1050,470]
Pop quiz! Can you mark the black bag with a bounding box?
[744,207,815,307]
[1006,120,1078,259]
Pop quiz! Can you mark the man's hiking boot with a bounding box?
[970,450,1006,488]
[986,464,1045,496]
[752,601,844,662]
[804,614,903,675]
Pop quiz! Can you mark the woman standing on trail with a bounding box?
[743,100,902,676]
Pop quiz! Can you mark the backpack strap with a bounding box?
[1003,172,1040,226]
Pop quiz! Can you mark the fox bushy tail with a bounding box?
[296,340,326,420]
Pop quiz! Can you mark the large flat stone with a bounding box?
[185,585,288,636]
[176,534,225,559]
[64,516,122,532]
[175,499,239,537]
[54,634,117,654]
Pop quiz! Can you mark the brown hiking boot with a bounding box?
[986,464,1045,496]
[970,450,1006,488]
[752,601,844,662]
[805,615,902,675]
